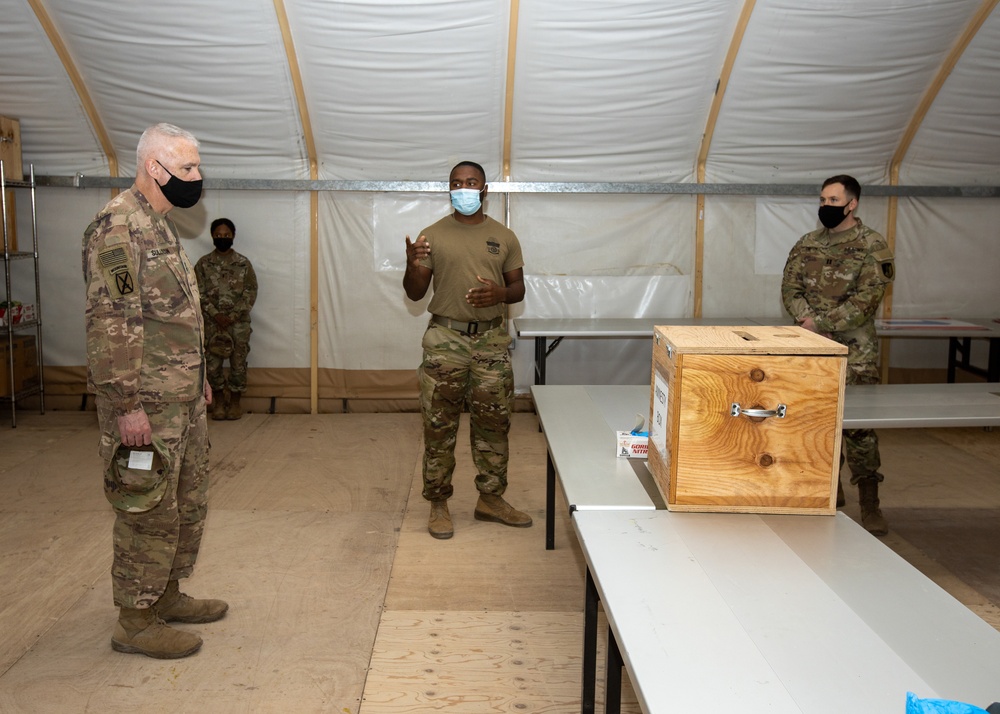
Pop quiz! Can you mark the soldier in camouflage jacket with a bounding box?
[782,174,895,536]
[195,217,258,420]
[83,123,227,659]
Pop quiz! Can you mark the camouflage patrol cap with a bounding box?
[208,331,234,357]
[104,437,171,513]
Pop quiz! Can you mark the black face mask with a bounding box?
[155,160,203,209]
[818,203,851,229]
[213,238,233,252]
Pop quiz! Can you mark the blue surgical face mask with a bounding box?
[450,188,483,216]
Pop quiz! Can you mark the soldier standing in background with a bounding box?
[83,123,227,659]
[195,218,258,420]
[403,160,532,540]
[781,174,895,536]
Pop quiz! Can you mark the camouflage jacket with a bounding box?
[194,249,257,322]
[781,218,895,368]
[82,186,205,413]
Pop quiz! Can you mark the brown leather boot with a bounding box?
[428,500,453,539]
[857,478,888,536]
[225,391,243,420]
[111,606,202,659]
[211,389,228,420]
[475,493,533,528]
[155,579,229,624]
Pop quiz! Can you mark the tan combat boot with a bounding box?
[111,606,202,659]
[857,478,888,536]
[226,391,243,420]
[428,500,453,539]
[475,493,533,528]
[155,579,229,623]
[211,388,228,421]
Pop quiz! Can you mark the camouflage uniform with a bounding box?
[194,249,257,394]
[83,186,210,609]
[416,214,523,502]
[419,323,514,500]
[781,217,895,484]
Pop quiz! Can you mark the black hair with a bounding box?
[822,175,861,201]
[451,161,486,183]
[211,218,236,234]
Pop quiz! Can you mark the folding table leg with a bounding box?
[546,453,556,550]
[605,623,623,714]
[582,567,598,713]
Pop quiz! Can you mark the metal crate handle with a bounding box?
[731,403,786,419]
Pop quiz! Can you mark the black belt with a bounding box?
[430,314,503,335]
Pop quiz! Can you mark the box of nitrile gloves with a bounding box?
[615,431,648,459]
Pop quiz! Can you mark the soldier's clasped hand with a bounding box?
[466,275,503,308]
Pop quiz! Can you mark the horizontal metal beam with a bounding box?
[34,174,1000,198]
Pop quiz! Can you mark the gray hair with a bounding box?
[136,123,199,168]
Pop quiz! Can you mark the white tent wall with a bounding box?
[2,0,999,410]
[702,0,982,184]
[899,16,1000,185]
[510,0,740,182]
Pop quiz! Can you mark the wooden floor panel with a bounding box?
[0,411,997,712]
[361,610,640,713]
[0,509,111,673]
[0,508,399,713]
[383,414,586,613]
[209,412,422,513]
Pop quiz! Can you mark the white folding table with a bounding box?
[574,508,1000,713]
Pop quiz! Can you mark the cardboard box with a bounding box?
[0,334,40,397]
[0,116,23,182]
[647,325,847,515]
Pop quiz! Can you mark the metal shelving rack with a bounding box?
[1,162,45,427]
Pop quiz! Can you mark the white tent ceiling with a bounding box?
[1,0,998,402]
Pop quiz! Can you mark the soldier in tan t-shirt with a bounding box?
[403,160,531,540]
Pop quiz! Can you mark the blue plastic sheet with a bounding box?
[907,692,990,714]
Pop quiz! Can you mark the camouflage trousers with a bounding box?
[97,395,210,609]
[418,322,514,502]
[206,320,252,393]
[841,363,883,484]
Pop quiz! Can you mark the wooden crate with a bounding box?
[647,325,847,515]
[0,116,22,182]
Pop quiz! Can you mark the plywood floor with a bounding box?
[0,408,997,713]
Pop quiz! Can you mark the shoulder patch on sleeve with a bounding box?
[98,246,137,298]
[871,246,895,282]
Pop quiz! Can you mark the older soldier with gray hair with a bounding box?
[83,123,227,658]
[781,174,895,536]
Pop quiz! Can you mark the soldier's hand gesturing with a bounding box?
[466,275,504,308]
[405,235,430,269]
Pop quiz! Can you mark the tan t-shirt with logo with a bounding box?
[418,214,524,323]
